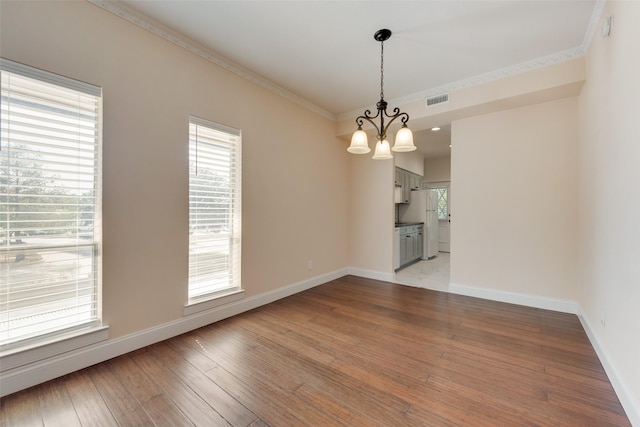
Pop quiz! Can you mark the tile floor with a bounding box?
[393,252,450,292]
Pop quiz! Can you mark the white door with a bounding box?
[430,184,450,253]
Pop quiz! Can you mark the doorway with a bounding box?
[393,127,451,292]
[395,180,451,291]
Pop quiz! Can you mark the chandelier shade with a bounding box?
[372,139,393,159]
[347,128,371,154]
[347,29,416,159]
[392,125,415,152]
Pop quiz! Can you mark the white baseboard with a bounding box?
[578,307,640,426]
[449,282,578,314]
[0,267,348,397]
[444,283,638,425]
[347,267,394,283]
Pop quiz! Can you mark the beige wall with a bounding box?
[0,1,349,339]
[578,1,640,417]
[395,151,424,176]
[423,156,451,183]
[451,97,579,301]
[348,155,395,276]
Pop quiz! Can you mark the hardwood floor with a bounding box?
[0,275,630,426]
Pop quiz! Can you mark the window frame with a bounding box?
[0,58,106,364]
[185,116,242,315]
[430,185,449,220]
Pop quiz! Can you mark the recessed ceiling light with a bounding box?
[449,144,452,148]
[431,127,441,131]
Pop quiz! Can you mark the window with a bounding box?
[435,187,448,220]
[1,59,102,350]
[188,117,241,304]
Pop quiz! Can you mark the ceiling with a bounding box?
[99,1,600,157]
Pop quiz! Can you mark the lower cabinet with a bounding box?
[401,232,413,265]
[416,228,424,259]
[397,224,424,268]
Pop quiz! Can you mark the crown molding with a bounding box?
[89,0,606,125]
[405,47,584,102]
[581,0,608,53]
[340,0,607,122]
[87,0,336,121]
[339,46,586,122]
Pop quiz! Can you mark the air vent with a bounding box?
[425,93,449,107]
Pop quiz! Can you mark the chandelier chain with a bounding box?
[380,40,385,100]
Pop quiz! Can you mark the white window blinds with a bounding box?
[0,59,102,349]
[188,117,241,301]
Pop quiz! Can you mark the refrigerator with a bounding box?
[399,189,439,259]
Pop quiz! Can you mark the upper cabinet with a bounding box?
[395,167,423,204]
[410,174,421,191]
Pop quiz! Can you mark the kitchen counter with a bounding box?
[395,222,424,228]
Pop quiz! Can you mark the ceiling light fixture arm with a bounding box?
[354,101,410,142]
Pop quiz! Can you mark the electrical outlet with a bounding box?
[307,260,313,270]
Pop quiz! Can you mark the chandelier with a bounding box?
[347,29,416,159]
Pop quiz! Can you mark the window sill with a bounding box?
[184,288,245,316]
[0,325,109,372]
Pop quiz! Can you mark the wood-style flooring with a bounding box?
[0,275,631,426]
